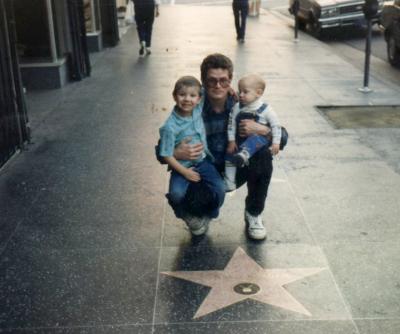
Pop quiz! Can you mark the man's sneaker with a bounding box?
[145,47,151,55]
[233,150,250,168]
[245,211,266,240]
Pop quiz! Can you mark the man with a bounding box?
[170,53,275,240]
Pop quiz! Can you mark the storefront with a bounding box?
[0,0,29,168]
[14,0,91,89]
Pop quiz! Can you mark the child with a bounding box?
[159,76,225,235]
[224,74,281,191]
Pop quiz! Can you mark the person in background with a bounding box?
[133,0,160,56]
[232,0,249,43]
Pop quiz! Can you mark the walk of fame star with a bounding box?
[161,247,326,319]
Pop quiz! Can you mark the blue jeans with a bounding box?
[226,134,270,164]
[167,160,225,219]
[240,134,269,156]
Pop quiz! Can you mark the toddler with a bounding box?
[225,74,281,191]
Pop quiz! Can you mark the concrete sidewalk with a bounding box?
[1,4,400,333]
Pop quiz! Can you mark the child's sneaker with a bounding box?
[233,150,250,168]
[145,47,151,55]
[245,211,266,240]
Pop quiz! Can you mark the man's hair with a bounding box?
[200,53,234,84]
[173,76,202,96]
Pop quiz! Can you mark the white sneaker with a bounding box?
[245,211,266,240]
[145,47,151,55]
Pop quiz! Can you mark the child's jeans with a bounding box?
[167,159,225,219]
[224,134,270,190]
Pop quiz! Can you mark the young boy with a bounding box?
[225,74,281,191]
[159,76,225,235]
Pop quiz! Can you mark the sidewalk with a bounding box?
[1,5,400,333]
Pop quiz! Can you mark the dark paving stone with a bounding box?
[356,319,400,334]
[0,245,159,328]
[0,324,152,334]
[153,320,359,334]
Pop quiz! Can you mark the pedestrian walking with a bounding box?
[232,0,249,43]
[132,0,160,56]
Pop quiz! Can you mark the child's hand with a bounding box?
[226,141,237,154]
[270,143,280,155]
[183,167,201,182]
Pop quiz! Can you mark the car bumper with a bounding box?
[319,13,366,28]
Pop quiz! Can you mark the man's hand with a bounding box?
[238,119,270,137]
[270,143,280,155]
[183,167,201,182]
[226,141,237,154]
[228,87,239,102]
[174,137,204,161]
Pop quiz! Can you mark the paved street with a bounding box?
[1,4,400,333]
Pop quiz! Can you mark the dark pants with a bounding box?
[235,111,273,216]
[236,147,273,216]
[134,6,155,47]
[232,2,248,40]
[167,160,225,219]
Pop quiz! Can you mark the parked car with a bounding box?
[379,0,400,67]
[288,0,384,38]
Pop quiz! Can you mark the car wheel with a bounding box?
[387,32,400,67]
[307,14,323,38]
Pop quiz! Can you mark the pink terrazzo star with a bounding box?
[162,247,326,319]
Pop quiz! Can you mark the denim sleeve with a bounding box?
[159,127,175,157]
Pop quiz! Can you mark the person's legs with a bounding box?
[236,149,272,240]
[232,3,241,39]
[135,14,146,55]
[195,160,226,218]
[239,4,248,40]
[167,171,190,218]
[143,12,155,49]
[245,149,273,215]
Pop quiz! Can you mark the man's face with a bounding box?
[204,68,231,100]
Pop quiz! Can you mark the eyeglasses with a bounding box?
[205,77,231,88]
